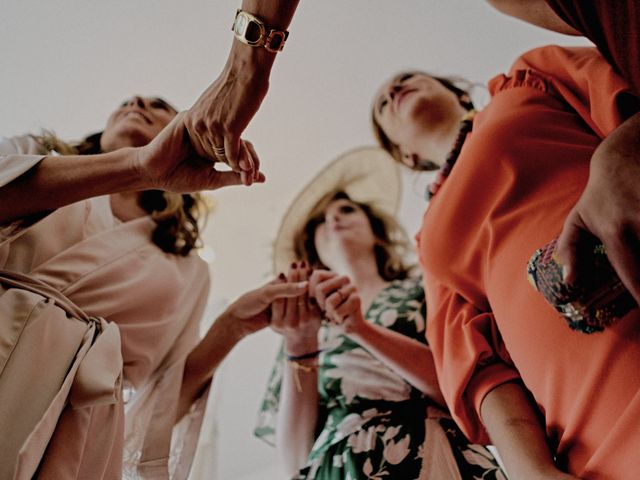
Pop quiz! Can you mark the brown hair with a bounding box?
[293,191,410,281]
[371,72,474,168]
[33,131,206,256]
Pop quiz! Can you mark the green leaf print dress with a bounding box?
[255,277,507,479]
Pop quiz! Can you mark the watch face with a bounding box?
[244,19,262,43]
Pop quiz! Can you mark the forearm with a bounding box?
[348,322,445,406]
[225,0,300,81]
[276,336,319,475]
[177,313,245,422]
[480,382,565,479]
[240,0,299,29]
[0,148,145,223]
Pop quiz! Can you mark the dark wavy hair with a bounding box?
[371,72,475,169]
[34,130,206,256]
[293,191,410,281]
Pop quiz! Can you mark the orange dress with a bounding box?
[419,46,640,479]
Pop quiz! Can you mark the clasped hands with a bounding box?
[269,262,364,344]
[217,262,361,348]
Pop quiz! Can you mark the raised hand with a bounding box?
[271,262,323,355]
[556,113,640,304]
[184,59,269,173]
[134,113,265,193]
[311,270,365,335]
[220,276,309,340]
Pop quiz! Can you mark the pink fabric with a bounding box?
[0,136,211,479]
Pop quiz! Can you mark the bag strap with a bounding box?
[0,269,92,323]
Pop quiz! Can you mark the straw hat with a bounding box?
[273,146,401,273]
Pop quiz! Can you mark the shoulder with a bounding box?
[0,134,48,156]
[511,45,603,72]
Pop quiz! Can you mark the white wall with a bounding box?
[0,1,589,478]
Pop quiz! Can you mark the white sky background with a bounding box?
[1,1,589,478]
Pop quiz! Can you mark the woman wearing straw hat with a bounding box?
[254,147,505,479]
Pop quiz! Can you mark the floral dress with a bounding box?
[255,277,507,479]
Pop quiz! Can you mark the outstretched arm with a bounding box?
[176,277,308,422]
[184,0,300,171]
[270,263,322,476]
[0,114,262,224]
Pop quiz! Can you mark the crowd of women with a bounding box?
[1,0,639,479]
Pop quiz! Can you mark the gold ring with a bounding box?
[336,289,345,302]
[212,145,226,156]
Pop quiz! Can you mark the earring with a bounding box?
[401,153,417,169]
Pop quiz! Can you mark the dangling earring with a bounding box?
[402,152,439,172]
[459,94,474,111]
[402,153,417,169]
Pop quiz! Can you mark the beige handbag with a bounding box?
[0,270,123,479]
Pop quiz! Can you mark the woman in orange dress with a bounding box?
[372,45,640,479]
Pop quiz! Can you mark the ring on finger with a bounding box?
[336,288,345,302]
[212,144,226,156]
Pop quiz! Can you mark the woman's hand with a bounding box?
[182,0,301,172]
[219,276,308,341]
[134,113,264,193]
[271,262,323,355]
[184,62,269,173]
[556,112,640,305]
[311,271,366,335]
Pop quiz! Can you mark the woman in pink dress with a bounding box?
[0,96,307,479]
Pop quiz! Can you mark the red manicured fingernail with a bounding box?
[278,273,286,280]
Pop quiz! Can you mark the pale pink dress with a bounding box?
[0,136,211,479]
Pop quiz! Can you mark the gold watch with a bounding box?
[231,9,289,53]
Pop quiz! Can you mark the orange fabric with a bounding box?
[420,46,640,479]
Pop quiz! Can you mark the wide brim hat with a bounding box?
[273,146,401,274]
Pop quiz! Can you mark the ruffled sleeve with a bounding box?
[425,279,520,444]
[492,46,639,138]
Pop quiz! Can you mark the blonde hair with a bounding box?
[33,131,207,256]
[293,190,410,281]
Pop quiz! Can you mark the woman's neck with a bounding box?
[415,118,465,168]
[109,191,147,222]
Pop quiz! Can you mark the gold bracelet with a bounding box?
[286,358,318,393]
